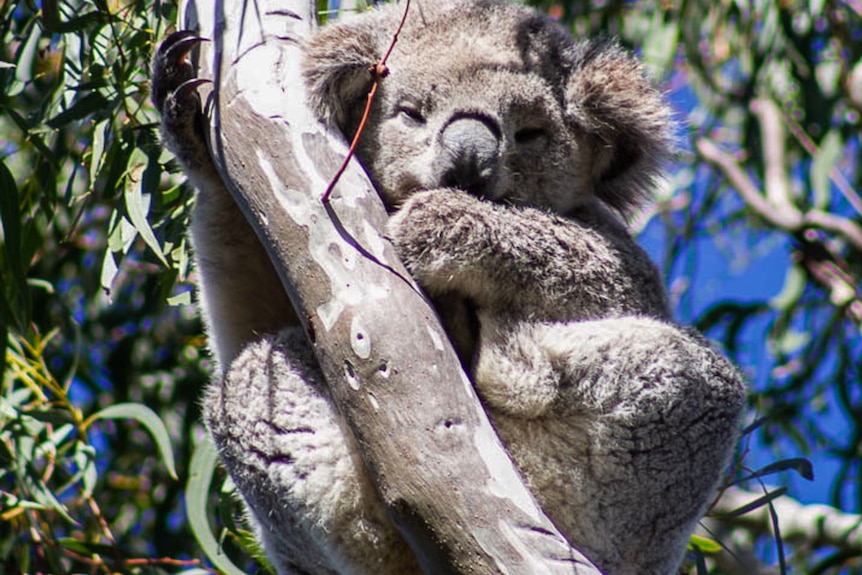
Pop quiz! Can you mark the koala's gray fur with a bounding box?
[151,2,746,574]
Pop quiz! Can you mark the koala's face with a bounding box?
[360,59,592,214]
[303,0,672,217]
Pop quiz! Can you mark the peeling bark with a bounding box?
[178,0,602,572]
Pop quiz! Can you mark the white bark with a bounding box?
[698,486,862,575]
[179,0,602,572]
[712,486,862,548]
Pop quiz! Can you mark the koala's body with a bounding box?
[152,2,746,574]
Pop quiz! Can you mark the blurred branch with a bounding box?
[712,486,862,550]
[696,486,862,575]
[695,138,802,231]
[697,99,862,251]
[777,100,862,220]
[696,111,862,328]
[750,99,797,221]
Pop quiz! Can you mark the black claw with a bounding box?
[162,30,208,62]
[175,77,212,98]
[151,31,208,110]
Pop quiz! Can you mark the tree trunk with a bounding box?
[179,0,602,572]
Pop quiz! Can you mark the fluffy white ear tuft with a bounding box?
[563,39,674,216]
[301,15,388,133]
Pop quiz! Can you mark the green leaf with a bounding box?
[3,108,58,167]
[771,328,810,356]
[770,264,806,311]
[58,537,116,556]
[720,487,788,519]
[187,439,248,575]
[23,472,77,525]
[743,457,815,482]
[91,403,177,479]
[167,290,192,306]
[124,149,169,267]
[687,533,723,554]
[46,92,111,129]
[0,161,31,334]
[815,58,841,98]
[810,129,842,210]
[641,14,679,78]
[8,21,41,98]
[74,442,98,498]
[89,118,110,191]
[99,249,119,297]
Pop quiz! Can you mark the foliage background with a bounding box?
[1,0,860,573]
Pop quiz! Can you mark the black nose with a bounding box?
[437,115,501,197]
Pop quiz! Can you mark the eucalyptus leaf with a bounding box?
[124,149,169,267]
[187,439,248,575]
[46,92,110,129]
[91,403,177,479]
[770,264,806,311]
[687,533,723,554]
[720,487,788,519]
[89,118,110,191]
[810,129,842,210]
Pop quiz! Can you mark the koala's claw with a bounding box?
[151,31,213,169]
[175,77,212,98]
[151,31,207,111]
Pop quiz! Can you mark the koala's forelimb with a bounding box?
[389,189,669,318]
[321,0,410,203]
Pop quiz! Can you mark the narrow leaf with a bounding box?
[687,534,723,554]
[770,264,806,311]
[124,149,169,266]
[720,486,788,519]
[742,458,815,483]
[46,93,110,129]
[810,129,842,210]
[89,118,110,191]
[91,403,177,479]
[187,439,248,575]
[99,249,119,297]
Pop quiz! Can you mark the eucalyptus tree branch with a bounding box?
[696,486,862,575]
[749,99,798,219]
[713,486,862,551]
[697,137,862,251]
[696,137,862,327]
[695,138,802,231]
[178,0,602,572]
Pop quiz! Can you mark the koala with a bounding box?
[151,1,746,574]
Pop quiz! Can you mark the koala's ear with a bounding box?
[563,40,673,216]
[301,18,386,132]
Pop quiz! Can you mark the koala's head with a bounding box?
[302,0,672,217]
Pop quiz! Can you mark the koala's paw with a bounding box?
[150,31,210,168]
[388,189,494,294]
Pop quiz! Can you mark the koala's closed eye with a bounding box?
[397,102,426,125]
[514,126,549,145]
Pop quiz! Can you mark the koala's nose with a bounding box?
[438,115,501,197]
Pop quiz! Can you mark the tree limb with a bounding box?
[179,0,603,572]
[696,135,862,328]
[699,486,862,574]
[714,486,862,548]
[696,120,862,252]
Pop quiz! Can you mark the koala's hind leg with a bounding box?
[204,330,420,575]
[152,33,296,366]
[476,316,745,575]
